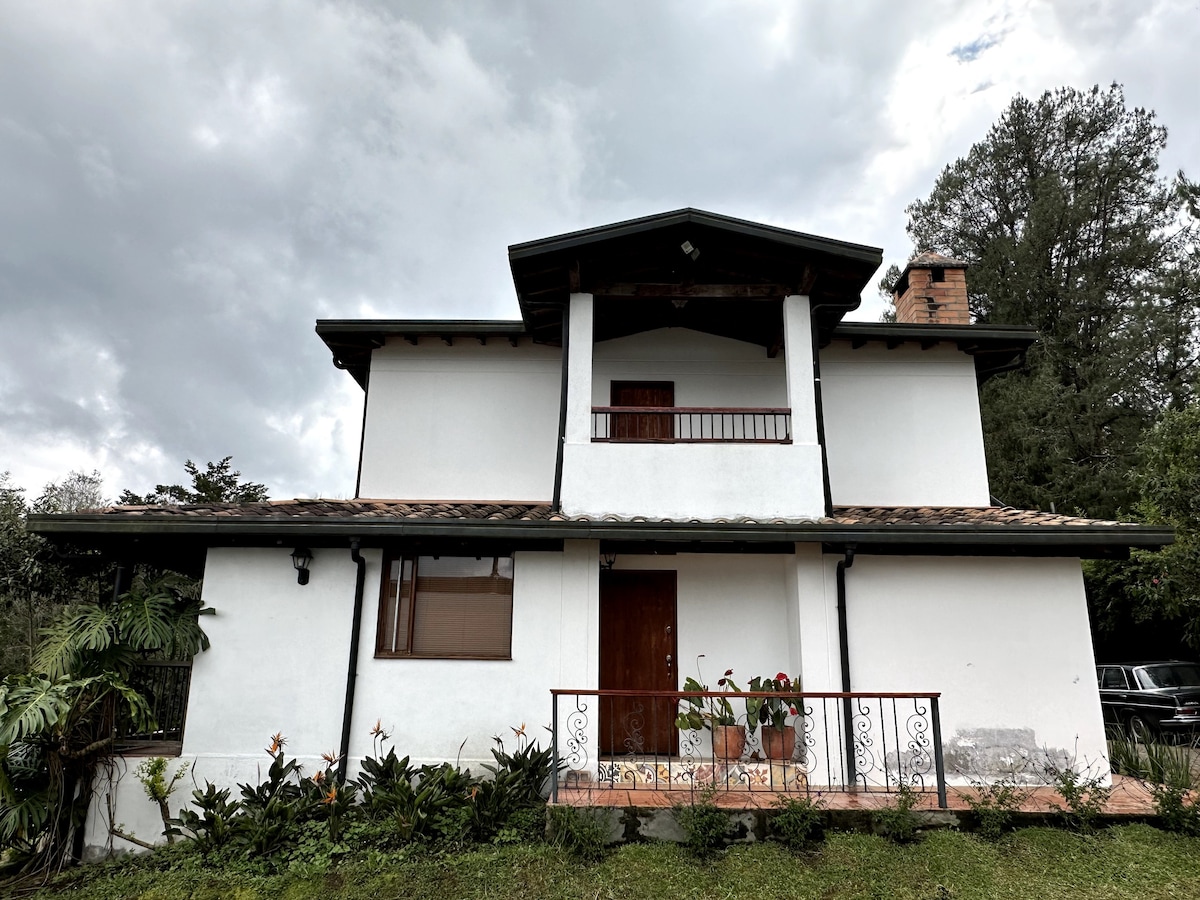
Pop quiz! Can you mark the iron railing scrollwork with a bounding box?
[551,688,947,807]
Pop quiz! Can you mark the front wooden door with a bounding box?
[611,381,674,441]
[599,570,678,755]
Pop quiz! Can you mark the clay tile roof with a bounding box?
[72,500,1132,530]
[79,499,556,521]
[829,506,1126,527]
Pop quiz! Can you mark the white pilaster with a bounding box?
[564,293,594,445]
[782,294,818,444]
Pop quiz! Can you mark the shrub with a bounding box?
[872,782,922,843]
[168,782,242,854]
[1043,757,1111,833]
[1149,782,1200,835]
[674,785,729,857]
[547,805,608,862]
[960,778,1027,841]
[768,794,824,851]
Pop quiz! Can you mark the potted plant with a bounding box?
[747,672,800,760]
[675,667,746,761]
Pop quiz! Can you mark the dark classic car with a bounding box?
[1096,661,1200,740]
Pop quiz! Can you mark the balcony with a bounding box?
[549,688,948,807]
[115,660,192,756]
[591,407,792,443]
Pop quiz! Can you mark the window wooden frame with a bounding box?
[375,553,514,660]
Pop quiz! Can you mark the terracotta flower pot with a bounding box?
[712,724,746,761]
[762,725,796,760]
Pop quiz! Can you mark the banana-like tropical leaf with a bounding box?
[72,604,118,653]
[0,785,51,845]
[103,674,156,735]
[116,588,176,651]
[168,601,212,658]
[32,616,84,679]
[0,676,72,745]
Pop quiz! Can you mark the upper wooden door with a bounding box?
[599,570,678,755]
[610,381,674,441]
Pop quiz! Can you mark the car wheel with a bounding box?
[1129,714,1154,744]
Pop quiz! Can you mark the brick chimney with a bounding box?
[891,251,970,325]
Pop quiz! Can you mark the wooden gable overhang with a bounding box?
[508,208,883,351]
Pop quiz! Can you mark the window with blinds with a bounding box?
[376,555,514,659]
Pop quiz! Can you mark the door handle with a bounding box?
[666,654,673,671]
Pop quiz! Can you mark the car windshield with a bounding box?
[1134,664,1200,689]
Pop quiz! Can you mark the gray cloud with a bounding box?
[0,0,1196,500]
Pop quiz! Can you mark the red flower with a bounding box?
[724,669,734,676]
[789,706,798,716]
[717,678,726,687]
[775,672,787,681]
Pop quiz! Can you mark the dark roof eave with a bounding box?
[507,208,882,266]
[29,514,1174,550]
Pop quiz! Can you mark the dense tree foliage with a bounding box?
[1090,406,1200,651]
[0,473,105,679]
[904,84,1199,518]
[118,457,269,506]
[0,572,208,878]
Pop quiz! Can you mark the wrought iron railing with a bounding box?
[115,660,192,755]
[591,407,792,443]
[550,689,946,807]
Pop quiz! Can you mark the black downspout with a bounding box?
[337,539,367,784]
[837,546,856,788]
[807,305,833,516]
[353,367,370,499]
[551,301,571,513]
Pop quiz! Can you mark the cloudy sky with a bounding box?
[1,0,1197,503]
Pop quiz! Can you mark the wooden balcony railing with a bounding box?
[591,407,792,443]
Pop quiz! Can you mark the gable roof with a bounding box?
[508,208,883,347]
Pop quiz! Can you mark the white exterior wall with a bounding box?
[590,329,787,408]
[358,339,561,501]
[843,556,1107,782]
[820,342,991,506]
[351,543,598,765]
[562,297,826,520]
[613,554,794,688]
[85,546,362,857]
[86,547,1107,856]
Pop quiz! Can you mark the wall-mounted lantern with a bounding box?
[291,547,313,585]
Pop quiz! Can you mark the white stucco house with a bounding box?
[32,209,1170,854]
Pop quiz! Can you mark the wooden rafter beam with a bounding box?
[589,283,793,298]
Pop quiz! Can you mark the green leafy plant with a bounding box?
[1108,727,1196,788]
[1149,782,1200,835]
[167,782,243,854]
[675,662,739,731]
[746,672,798,732]
[674,785,729,857]
[872,782,922,843]
[769,794,824,851]
[960,777,1027,841]
[547,805,608,862]
[135,756,190,843]
[1043,755,1111,833]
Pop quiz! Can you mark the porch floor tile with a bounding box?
[552,774,1158,817]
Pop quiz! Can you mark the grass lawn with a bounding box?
[19,825,1200,900]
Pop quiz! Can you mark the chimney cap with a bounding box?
[891,250,970,294]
